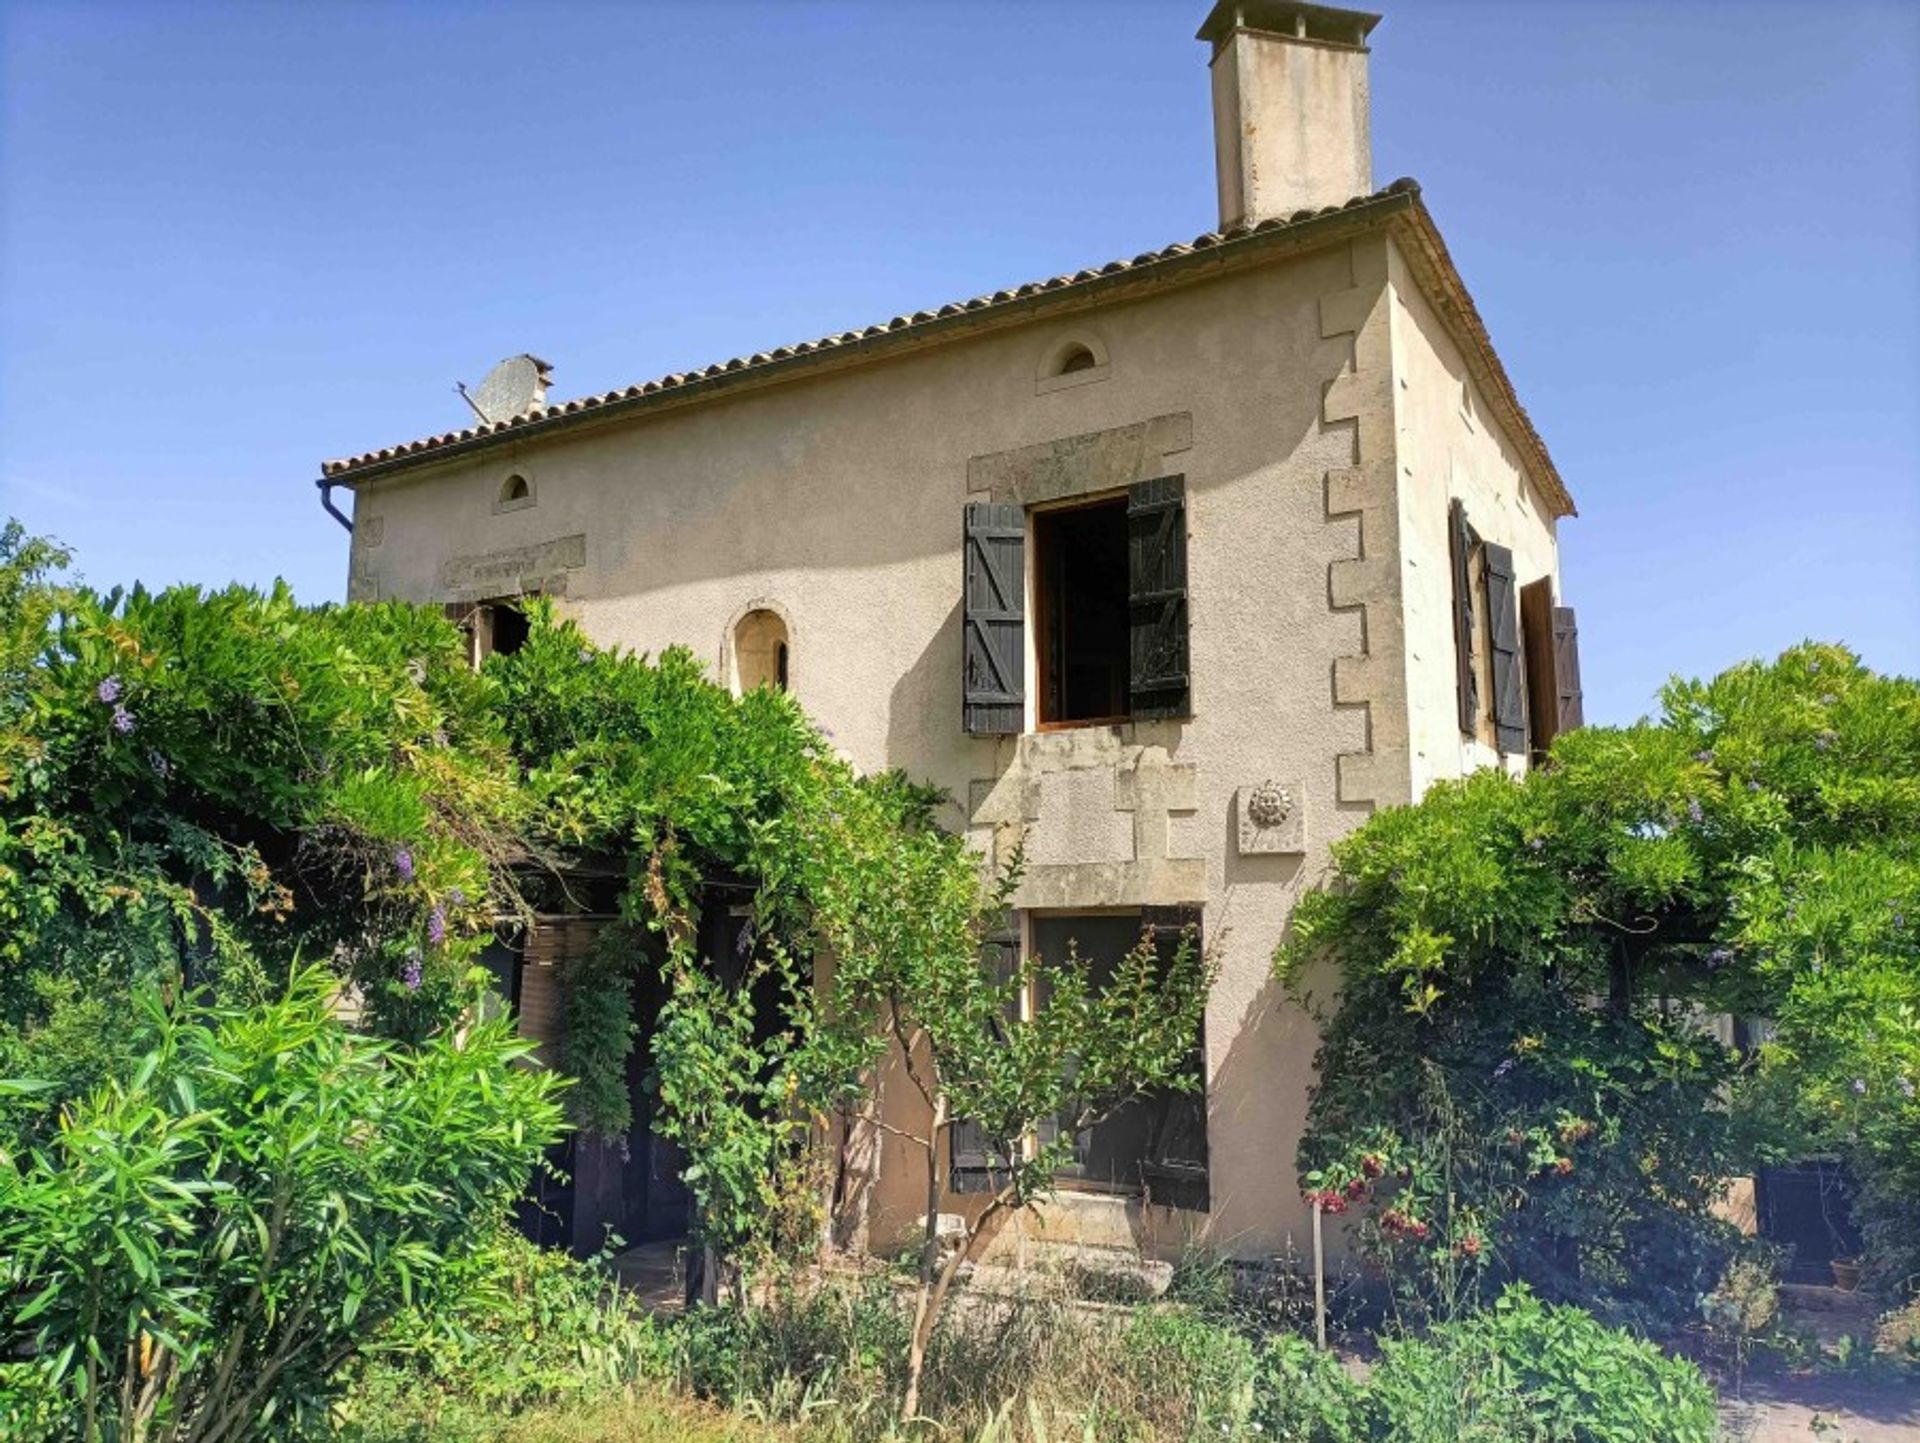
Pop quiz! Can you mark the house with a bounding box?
[317,0,1585,1265]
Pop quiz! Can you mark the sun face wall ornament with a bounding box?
[1236,778,1306,855]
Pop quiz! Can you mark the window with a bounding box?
[446,596,531,668]
[494,473,536,513]
[962,478,1189,734]
[732,608,789,694]
[1035,335,1110,393]
[1055,343,1098,375]
[1450,502,1583,758]
[1029,911,1208,1209]
[1036,498,1131,725]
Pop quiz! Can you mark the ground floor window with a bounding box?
[1028,910,1209,1211]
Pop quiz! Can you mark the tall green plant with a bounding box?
[0,967,565,1443]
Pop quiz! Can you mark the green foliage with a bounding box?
[1278,643,1920,1316]
[0,534,524,1042]
[0,968,565,1442]
[1249,1334,1366,1442]
[340,1227,674,1442]
[1364,1286,1718,1442]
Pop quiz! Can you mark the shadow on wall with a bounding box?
[885,594,984,822]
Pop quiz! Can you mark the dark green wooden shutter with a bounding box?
[963,504,1025,735]
[1449,500,1478,736]
[1128,475,1190,719]
[1553,606,1585,734]
[1483,542,1525,754]
[950,909,1020,1193]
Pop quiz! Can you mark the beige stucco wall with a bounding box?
[1386,236,1561,798]
[345,227,1550,1262]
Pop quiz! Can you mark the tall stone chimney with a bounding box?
[1196,1,1380,231]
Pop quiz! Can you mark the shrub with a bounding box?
[1250,1334,1366,1442]
[1364,1285,1718,1443]
[0,969,565,1443]
[341,1229,673,1442]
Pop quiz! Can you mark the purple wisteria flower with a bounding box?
[1851,1078,1867,1096]
[111,705,135,735]
[393,847,415,882]
[1899,1078,1915,1101]
[97,675,122,705]
[147,750,172,779]
[1493,1058,1516,1080]
[1748,781,1763,793]
[427,906,447,947]
[1687,799,1705,824]
[402,951,423,991]
[1707,947,1734,969]
[1816,732,1836,752]
[1693,750,1716,765]
[448,886,467,908]
[1527,836,1545,853]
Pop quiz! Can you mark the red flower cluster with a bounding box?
[1379,1208,1430,1240]
[1360,1153,1386,1178]
[1552,1157,1575,1177]
[1454,1233,1483,1258]
[1303,1188,1350,1215]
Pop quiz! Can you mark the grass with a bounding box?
[487,1392,790,1443]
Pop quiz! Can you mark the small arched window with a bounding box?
[1054,343,1098,376]
[733,608,790,694]
[502,474,530,502]
[1036,334,1109,393]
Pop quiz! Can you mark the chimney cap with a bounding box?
[1196,1,1380,52]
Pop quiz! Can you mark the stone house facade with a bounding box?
[318,1,1585,1264]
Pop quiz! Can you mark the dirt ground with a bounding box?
[1718,1373,1920,1441]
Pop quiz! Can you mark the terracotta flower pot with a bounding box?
[1830,1257,1863,1292]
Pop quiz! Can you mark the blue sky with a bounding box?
[2,0,1914,724]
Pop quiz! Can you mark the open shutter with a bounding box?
[963,504,1025,735]
[1483,542,1526,754]
[1128,475,1190,719]
[1553,606,1585,734]
[950,909,1020,1193]
[1449,501,1479,736]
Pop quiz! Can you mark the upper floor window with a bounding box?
[732,608,790,694]
[1448,500,1583,759]
[962,477,1189,735]
[494,473,536,513]
[1035,334,1111,394]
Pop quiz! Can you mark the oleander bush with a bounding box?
[0,970,564,1443]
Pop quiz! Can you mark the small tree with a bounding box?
[0,967,565,1443]
[884,918,1211,1421]
[808,795,1213,1420]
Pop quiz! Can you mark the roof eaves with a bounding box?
[319,181,1423,485]
[1388,199,1575,518]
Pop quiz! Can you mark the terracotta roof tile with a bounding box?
[318,179,1571,516]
